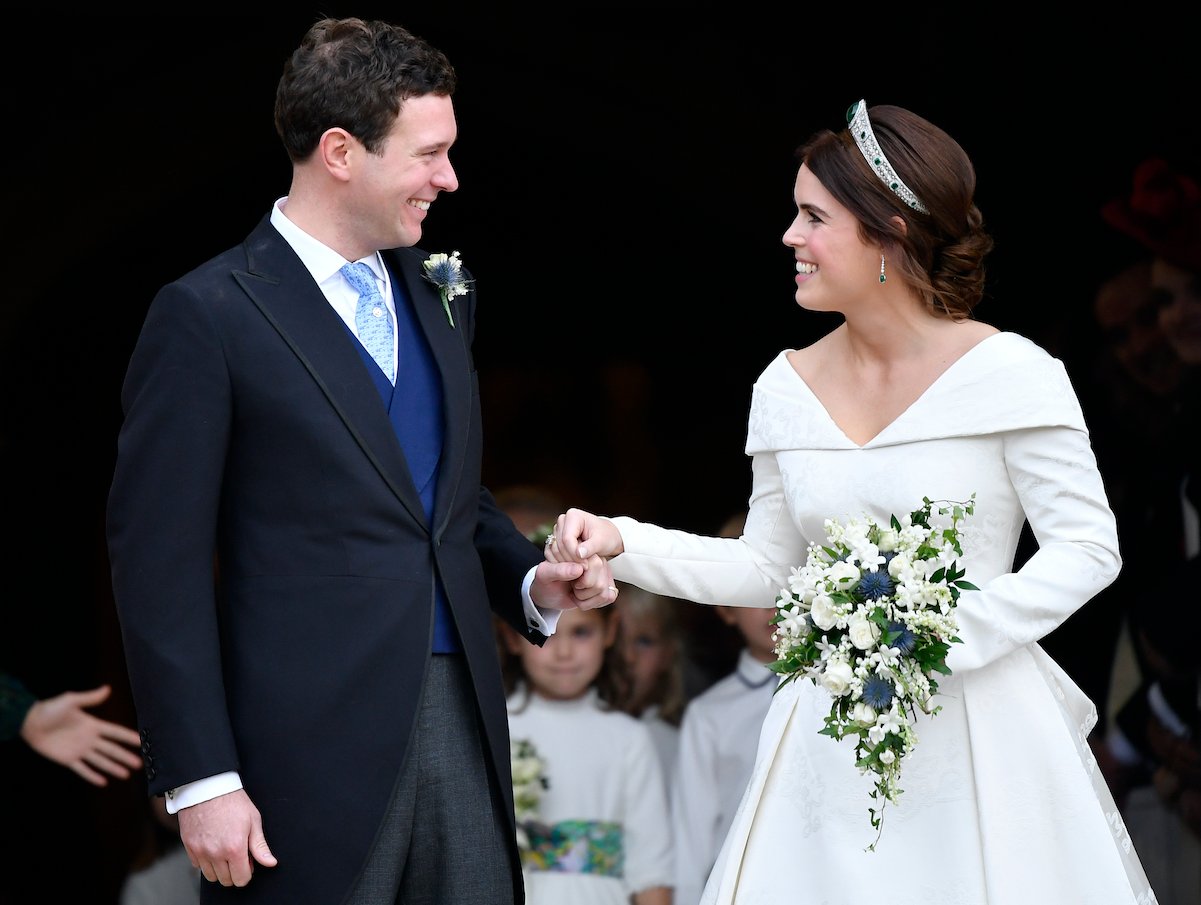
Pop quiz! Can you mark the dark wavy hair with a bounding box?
[274,17,457,162]
[799,103,994,319]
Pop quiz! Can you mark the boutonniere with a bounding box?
[421,250,473,327]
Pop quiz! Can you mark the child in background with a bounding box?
[671,511,778,905]
[499,604,673,905]
[613,584,687,785]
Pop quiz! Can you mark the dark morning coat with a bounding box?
[107,214,547,903]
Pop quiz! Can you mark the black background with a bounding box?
[3,7,1197,901]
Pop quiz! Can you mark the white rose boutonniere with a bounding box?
[421,250,473,327]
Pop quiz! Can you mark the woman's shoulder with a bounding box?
[775,326,842,372]
[955,328,1080,388]
[981,329,1060,362]
[757,340,828,389]
[920,330,1086,434]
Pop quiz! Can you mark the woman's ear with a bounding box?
[891,214,908,237]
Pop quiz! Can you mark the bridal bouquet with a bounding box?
[769,495,977,849]
[511,737,550,856]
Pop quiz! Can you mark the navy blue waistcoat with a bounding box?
[351,269,460,652]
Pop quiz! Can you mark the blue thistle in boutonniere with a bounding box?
[422,250,473,327]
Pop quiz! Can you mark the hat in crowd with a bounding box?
[1102,157,1201,272]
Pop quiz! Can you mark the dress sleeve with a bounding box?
[610,452,801,608]
[946,422,1122,672]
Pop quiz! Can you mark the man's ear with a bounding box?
[318,127,356,183]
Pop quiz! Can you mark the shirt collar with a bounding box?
[269,197,388,289]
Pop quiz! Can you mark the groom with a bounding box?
[106,17,614,905]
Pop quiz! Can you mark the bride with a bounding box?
[546,100,1157,904]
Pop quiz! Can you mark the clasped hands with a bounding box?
[534,507,625,608]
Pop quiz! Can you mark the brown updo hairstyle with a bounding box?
[799,103,994,319]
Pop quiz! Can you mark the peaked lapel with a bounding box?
[231,216,428,529]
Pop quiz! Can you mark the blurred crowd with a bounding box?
[1058,155,1200,902]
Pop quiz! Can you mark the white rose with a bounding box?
[879,748,896,764]
[820,657,854,696]
[828,560,861,591]
[848,614,880,650]
[876,526,900,552]
[888,553,912,580]
[810,594,839,631]
[851,701,877,725]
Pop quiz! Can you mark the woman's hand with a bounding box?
[544,508,625,563]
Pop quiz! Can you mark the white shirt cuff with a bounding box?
[165,771,243,814]
[522,566,562,636]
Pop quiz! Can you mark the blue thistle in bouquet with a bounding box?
[769,495,978,850]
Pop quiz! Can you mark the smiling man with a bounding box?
[106,17,615,905]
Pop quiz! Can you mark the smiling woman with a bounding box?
[544,96,1156,904]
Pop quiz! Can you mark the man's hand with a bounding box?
[532,507,625,610]
[178,788,278,887]
[530,557,617,611]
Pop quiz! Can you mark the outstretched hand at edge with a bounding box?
[19,684,143,787]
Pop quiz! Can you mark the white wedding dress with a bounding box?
[610,333,1157,905]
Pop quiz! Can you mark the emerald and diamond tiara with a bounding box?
[846,99,928,214]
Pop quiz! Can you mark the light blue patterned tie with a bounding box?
[341,262,395,383]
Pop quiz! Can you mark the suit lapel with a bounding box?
[385,247,471,532]
[233,218,428,529]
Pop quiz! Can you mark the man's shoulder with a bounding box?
[171,217,275,288]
